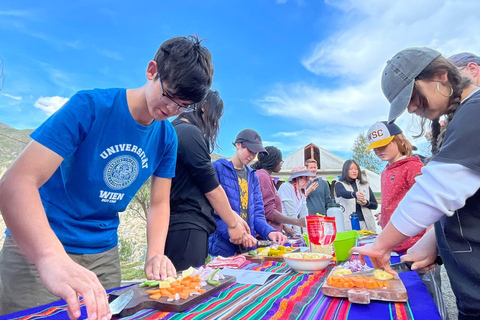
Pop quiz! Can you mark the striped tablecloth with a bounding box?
[1,257,441,320]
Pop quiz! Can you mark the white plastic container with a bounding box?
[327,203,345,233]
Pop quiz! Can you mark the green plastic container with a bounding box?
[333,231,359,262]
[302,233,309,247]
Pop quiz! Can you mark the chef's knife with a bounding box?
[390,256,443,273]
[109,289,134,315]
[345,256,443,277]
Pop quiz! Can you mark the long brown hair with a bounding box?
[178,90,224,153]
[412,56,465,155]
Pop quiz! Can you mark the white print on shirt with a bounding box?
[102,155,139,202]
[99,144,149,169]
[99,190,125,203]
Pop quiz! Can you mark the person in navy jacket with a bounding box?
[209,129,287,257]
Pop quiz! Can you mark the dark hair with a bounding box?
[153,35,214,104]
[339,159,366,184]
[251,146,282,170]
[178,90,223,153]
[412,56,465,155]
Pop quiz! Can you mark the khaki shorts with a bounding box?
[0,236,121,316]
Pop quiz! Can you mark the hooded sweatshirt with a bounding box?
[381,155,425,253]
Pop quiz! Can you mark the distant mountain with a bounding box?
[0,122,32,174]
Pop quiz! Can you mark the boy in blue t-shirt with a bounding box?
[0,35,215,319]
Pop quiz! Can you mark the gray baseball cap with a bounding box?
[448,52,480,67]
[234,129,267,154]
[382,47,441,123]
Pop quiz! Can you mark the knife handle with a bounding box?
[403,256,443,270]
[434,256,443,266]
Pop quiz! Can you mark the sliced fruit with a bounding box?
[373,269,394,281]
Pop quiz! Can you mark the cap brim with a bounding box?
[388,81,414,123]
[244,141,267,154]
[365,136,395,151]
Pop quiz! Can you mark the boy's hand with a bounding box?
[36,255,110,320]
[241,234,257,248]
[145,254,176,281]
[268,232,287,245]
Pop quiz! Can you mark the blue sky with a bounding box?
[1,0,478,159]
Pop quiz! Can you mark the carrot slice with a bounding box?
[150,293,161,300]
[179,292,190,300]
[146,289,162,294]
[191,275,202,282]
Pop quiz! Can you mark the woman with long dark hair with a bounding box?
[353,47,480,319]
[166,90,249,270]
[252,146,306,235]
[334,159,377,231]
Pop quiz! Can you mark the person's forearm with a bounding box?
[417,227,436,250]
[0,168,67,265]
[372,221,409,253]
[335,183,355,199]
[205,186,237,228]
[146,202,169,258]
[273,211,303,226]
[391,161,480,236]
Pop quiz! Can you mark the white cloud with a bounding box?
[34,96,69,116]
[2,93,22,100]
[258,0,480,154]
[0,10,30,17]
[95,47,124,61]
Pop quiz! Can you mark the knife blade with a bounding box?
[109,289,134,315]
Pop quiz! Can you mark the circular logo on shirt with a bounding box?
[103,155,139,190]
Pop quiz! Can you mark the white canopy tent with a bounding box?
[273,143,381,194]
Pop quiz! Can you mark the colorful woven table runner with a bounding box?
[4,260,423,320]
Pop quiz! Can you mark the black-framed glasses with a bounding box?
[280,160,284,165]
[159,77,196,113]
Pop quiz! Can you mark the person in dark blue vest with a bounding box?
[353,47,480,320]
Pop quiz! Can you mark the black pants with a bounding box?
[165,228,209,271]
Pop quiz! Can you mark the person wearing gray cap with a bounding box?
[448,52,480,87]
[352,47,480,320]
[209,129,287,257]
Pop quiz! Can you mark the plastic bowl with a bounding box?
[333,231,359,262]
[283,253,333,273]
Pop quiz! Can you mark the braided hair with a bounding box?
[251,146,282,170]
[413,56,464,155]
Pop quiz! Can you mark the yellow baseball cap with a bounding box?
[365,121,402,151]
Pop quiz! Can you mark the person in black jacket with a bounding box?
[166,90,250,270]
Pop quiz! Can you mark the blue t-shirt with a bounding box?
[20,88,177,254]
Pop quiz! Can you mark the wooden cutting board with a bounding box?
[242,247,300,263]
[321,271,408,304]
[109,275,236,316]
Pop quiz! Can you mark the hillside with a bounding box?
[0,122,32,173]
